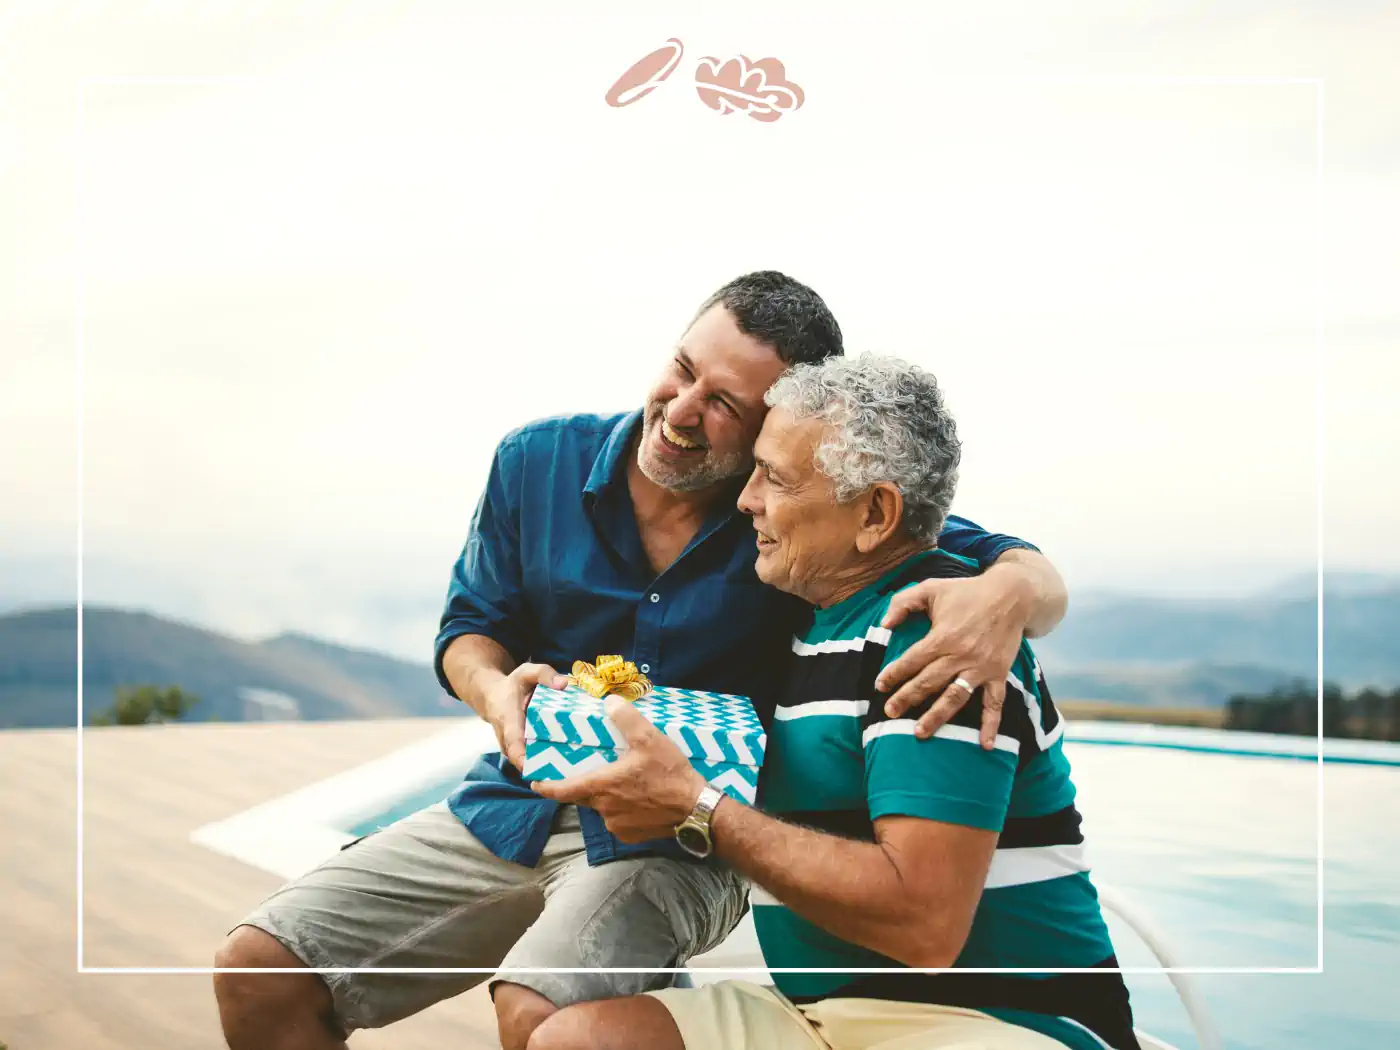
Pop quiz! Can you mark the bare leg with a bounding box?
[213,925,346,1050]
[527,996,686,1050]
[494,982,561,1050]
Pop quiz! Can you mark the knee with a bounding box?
[525,1007,593,1050]
[495,982,559,1050]
[213,925,325,1020]
[215,924,295,970]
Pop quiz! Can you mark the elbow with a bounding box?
[886,918,966,970]
[904,944,961,970]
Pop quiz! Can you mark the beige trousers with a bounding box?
[647,980,1077,1050]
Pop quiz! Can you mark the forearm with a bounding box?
[441,634,517,718]
[710,798,946,966]
[991,548,1068,639]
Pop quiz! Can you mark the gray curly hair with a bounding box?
[764,354,961,543]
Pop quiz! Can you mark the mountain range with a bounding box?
[1,571,1397,730]
[0,605,459,729]
[1035,572,1400,695]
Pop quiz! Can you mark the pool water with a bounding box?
[346,776,465,836]
[341,736,1400,1050]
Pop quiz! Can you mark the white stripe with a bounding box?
[790,624,892,656]
[1031,655,1067,747]
[862,719,1020,755]
[539,707,566,743]
[984,844,1090,889]
[731,734,756,766]
[520,746,613,778]
[693,726,726,764]
[774,699,870,721]
[664,723,692,756]
[568,711,601,748]
[707,768,758,804]
[752,846,1089,900]
[1008,669,1053,752]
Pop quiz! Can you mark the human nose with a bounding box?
[667,383,705,428]
[736,468,763,516]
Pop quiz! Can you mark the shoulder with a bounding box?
[891,548,980,589]
[496,411,629,459]
[860,551,978,659]
[871,549,980,619]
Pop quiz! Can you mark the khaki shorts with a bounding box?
[647,981,1075,1050]
[237,801,748,1033]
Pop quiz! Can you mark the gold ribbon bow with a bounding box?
[570,654,652,701]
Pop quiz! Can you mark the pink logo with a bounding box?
[694,55,805,122]
[605,39,805,122]
[604,38,685,108]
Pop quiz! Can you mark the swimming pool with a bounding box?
[197,723,1400,1049]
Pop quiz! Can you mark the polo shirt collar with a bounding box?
[584,408,644,501]
[581,409,747,538]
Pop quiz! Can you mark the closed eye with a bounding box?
[711,395,740,419]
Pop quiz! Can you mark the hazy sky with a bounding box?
[2,2,1397,653]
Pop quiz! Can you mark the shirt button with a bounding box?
[649,593,660,603]
[640,664,650,674]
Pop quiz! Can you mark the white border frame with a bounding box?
[75,73,1328,977]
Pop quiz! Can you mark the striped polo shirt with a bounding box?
[753,548,1139,1050]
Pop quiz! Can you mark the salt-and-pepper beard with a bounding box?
[636,400,752,493]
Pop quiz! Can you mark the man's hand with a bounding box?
[875,566,1039,748]
[483,662,569,770]
[530,697,707,842]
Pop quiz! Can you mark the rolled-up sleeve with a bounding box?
[434,433,535,697]
[937,514,1040,569]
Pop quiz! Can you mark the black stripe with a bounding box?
[795,956,1139,1050]
[1035,667,1063,740]
[998,805,1084,849]
[781,649,876,707]
[777,808,876,842]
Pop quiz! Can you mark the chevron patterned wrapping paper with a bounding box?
[522,683,767,804]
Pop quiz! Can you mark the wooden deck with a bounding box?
[1,718,503,1049]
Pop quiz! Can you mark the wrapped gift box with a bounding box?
[522,683,767,804]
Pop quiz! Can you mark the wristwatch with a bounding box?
[674,784,724,859]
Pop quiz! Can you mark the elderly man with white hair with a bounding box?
[531,355,1140,1050]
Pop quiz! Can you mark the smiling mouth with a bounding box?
[659,417,704,453]
[755,530,778,550]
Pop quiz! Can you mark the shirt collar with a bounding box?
[581,408,748,536]
[584,408,644,502]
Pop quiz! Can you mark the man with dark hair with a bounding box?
[691,269,846,368]
[213,271,1069,1050]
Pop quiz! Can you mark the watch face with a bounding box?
[676,823,710,858]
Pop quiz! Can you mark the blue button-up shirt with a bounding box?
[434,410,1037,867]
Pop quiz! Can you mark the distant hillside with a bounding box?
[1036,583,1400,694]
[3,569,1397,724]
[0,606,462,729]
[1047,662,1303,708]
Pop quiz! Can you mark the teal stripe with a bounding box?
[865,734,1015,831]
[754,905,901,1000]
[957,873,1115,968]
[762,718,864,812]
[1007,744,1077,818]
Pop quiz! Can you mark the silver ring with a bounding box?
[951,676,975,694]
